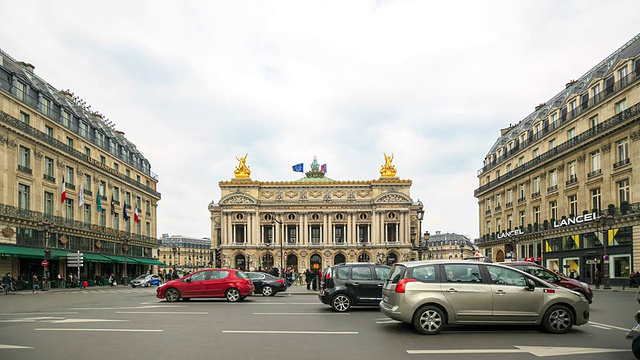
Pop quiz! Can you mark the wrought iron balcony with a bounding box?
[587,169,602,178]
[614,158,630,169]
[18,165,32,174]
[565,176,578,186]
[43,174,56,183]
[547,185,558,193]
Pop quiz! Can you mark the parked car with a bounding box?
[156,268,254,302]
[246,272,287,296]
[131,274,162,288]
[380,260,589,335]
[318,262,390,312]
[501,261,593,304]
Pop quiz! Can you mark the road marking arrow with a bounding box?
[407,346,628,357]
[0,344,33,349]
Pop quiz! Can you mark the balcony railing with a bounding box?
[494,206,502,212]
[17,165,32,175]
[84,189,93,196]
[475,102,640,195]
[66,183,76,190]
[531,192,541,199]
[43,174,56,183]
[517,197,526,204]
[566,176,578,186]
[587,169,602,178]
[614,158,631,169]
[505,202,513,208]
[547,185,558,193]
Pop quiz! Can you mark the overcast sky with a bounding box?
[1,1,638,240]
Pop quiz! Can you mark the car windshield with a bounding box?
[134,275,147,280]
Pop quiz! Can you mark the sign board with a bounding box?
[67,252,84,268]
[41,260,48,267]
[586,260,596,265]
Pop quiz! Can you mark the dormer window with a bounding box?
[619,66,628,87]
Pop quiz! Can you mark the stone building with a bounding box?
[208,155,423,272]
[474,33,640,286]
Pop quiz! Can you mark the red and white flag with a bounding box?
[61,176,67,203]
[134,207,140,223]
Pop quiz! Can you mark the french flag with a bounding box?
[321,164,327,173]
[134,207,140,223]
[61,176,67,203]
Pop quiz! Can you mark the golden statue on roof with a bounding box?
[234,153,251,179]
[380,152,397,178]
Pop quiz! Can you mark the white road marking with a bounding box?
[0,344,33,349]
[590,324,611,330]
[376,320,400,324]
[407,346,628,357]
[70,305,181,310]
[375,317,390,321]
[50,319,129,323]
[0,312,77,316]
[588,321,629,332]
[115,311,208,315]
[222,330,358,335]
[0,317,65,323]
[240,302,320,305]
[34,328,163,332]
[252,313,348,316]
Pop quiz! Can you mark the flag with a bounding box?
[292,163,304,172]
[97,189,103,212]
[134,207,140,223]
[321,164,327,173]
[78,181,84,207]
[110,195,115,215]
[123,205,130,221]
[61,176,67,203]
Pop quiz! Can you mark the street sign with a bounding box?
[67,252,84,267]
[41,260,48,267]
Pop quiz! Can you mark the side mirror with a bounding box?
[526,278,536,291]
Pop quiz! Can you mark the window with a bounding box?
[605,75,615,95]
[126,169,131,178]
[443,264,482,283]
[20,111,30,125]
[135,196,141,209]
[617,138,629,164]
[145,222,150,236]
[619,66,628,87]
[99,181,106,197]
[84,174,92,192]
[113,213,119,230]
[409,265,438,282]
[590,115,599,128]
[100,155,106,164]
[65,199,74,220]
[19,146,31,170]
[125,191,131,206]
[519,184,525,199]
[519,156,524,166]
[618,179,630,203]
[42,97,51,116]
[613,255,631,278]
[592,84,601,103]
[79,122,88,138]
[84,204,91,223]
[62,111,71,128]
[114,162,119,172]
[580,93,589,109]
[591,188,601,212]
[18,184,30,211]
[84,146,91,157]
[507,214,512,229]
[534,206,540,225]
[334,225,344,243]
[569,195,578,216]
[507,189,513,204]
[336,267,350,280]
[310,225,321,244]
[549,170,557,189]
[99,208,106,227]
[45,125,53,137]
[568,161,576,182]
[550,201,557,220]
[113,187,120,202]
[487,266,527,286]
[66,137,74,149]
[616,99,627,114]
[496,194,501,207]
[569,99,577,117]
[549,139,556,151]
[533,148,539,158]
[567,128,576,142]
[145,200,151,213]
[16,81,26,101]
[591,151,601,173]
[533,177,540,194]
[525,266,558,281]
[374,266,390,280]
[351,267,373,280]
[506,164,512,173]
[519,211,525,228]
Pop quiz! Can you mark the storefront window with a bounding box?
[613,255,631,278]
[562,258,580,278]
[545,238,561,252]
[611,226,632,246]
[546,259,559,272]
[583,232,602,248]
[562,236,579,250]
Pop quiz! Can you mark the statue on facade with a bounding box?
[380,152,397,178]
[234,154,251,179]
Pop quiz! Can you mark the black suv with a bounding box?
[318,262,390,312]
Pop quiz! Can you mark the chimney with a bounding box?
[115,131,125,137]
[59,90,74,100]
[17,61,35,73]
[565,79,576,88]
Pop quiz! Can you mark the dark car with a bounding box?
[246,272,287,296]
[502,261,593,303]
[156,268,254,302]
[318,262,390,312]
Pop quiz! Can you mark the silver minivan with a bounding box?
[380,260,589,335]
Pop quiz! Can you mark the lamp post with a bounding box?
[122,237,129,286]
[271,217,284,273]
[460,242,465,259]
[594,213,614,289]
[417,208,425,260]
[38,220,54,291]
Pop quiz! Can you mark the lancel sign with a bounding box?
[553,212,598,228]
[497,228,525,239]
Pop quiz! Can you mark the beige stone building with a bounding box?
[208,156,423,273]
[474,33,640,287]
[0,49,162,288]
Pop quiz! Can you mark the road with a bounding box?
[0,287,637,360]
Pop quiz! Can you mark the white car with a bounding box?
[131,274,162,288]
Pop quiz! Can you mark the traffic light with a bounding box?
[44,250,52,261]
[215,248,222,267]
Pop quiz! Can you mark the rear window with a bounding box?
[388,265,406,284]
[235,271,247,279]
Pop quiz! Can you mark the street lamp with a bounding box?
[122,237,130,286]
[460,242,465,259]
[271,217,284,274]
[594,213,614,289]
[37,220,54,291]
[417,207,425,260]
[359,242,369,262]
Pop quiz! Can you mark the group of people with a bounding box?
[629,271,640,288]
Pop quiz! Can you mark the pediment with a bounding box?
[374,193,411,204]
[220,194,257,205]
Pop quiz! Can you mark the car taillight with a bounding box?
[276,279,285,284]
[395,278,417,293]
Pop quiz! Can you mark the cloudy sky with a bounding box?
[1,1,638,240]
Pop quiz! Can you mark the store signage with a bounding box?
[553,212,598,228]
[497,228,525,239]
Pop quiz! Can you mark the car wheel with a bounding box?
[542,304,574,334]
[131,285,136,288]
[164,288,181,302]
[632,337,640,359]
[412,305,445,335]
[331,294,351,312]
[226,288,241,302]
[262,286,273,297]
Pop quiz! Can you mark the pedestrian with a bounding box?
[2,272,12,295]
[32,274,39,293]
[594,269,601,289]
[109,274,115,287]
[305,269,312,290]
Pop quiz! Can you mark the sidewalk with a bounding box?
[589,285,638,292]
[285,284,320,296]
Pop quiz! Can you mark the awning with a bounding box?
[132,257,166,266]
[100,254,144,265]
[83,253,113,262]
[0,244,44,259]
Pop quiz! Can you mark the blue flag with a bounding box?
[123,205,130,221]
[292,163,304,172]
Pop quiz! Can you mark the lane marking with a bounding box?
[252,313,348,316]
[222,330,358,335]
[115,311,208,315]
[34,328,163,332]
[375,317,390,321]
[408,349,521,354]
[376,320,400,324]
[50,319,129,323]
[0,344,33,349]
[70,305,182,310]
[0,312,78,316]
[407,346,629,357]
[588,321,629,332]
[590,324,611,330]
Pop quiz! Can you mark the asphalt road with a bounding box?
[0,287,637,360]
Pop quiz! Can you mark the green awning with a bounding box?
[100,254,144,264]
[132,257,166,266]
[83,253,113,262]
[0,244,44,259]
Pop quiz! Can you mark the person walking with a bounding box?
[594,269,601,289]
[32,274,39,293]
[2,272,12,295]
[109,274,115,287]
[305,269,312,290]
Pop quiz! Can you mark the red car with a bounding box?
[156,268,254,302]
